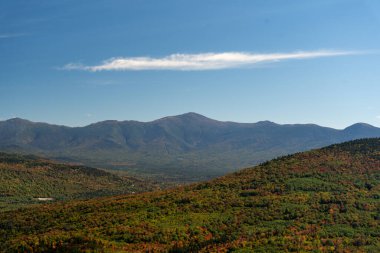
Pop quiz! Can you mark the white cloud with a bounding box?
[376,115,380,119]
[0,33,27,39]
[62,50,357,72]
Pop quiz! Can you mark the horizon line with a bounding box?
[1,112,377,130]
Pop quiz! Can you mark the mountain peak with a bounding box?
[344,122,376,131]
[155,112,216,123]
[177,112,212,120]
[254,120,277,126]
[4,118,32,124]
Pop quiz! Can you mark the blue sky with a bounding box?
[1,0,380,128]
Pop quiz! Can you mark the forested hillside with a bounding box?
[0,153,156,211]
[0,138,379,252]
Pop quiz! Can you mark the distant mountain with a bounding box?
[0,152,156,211]
[1,138,379,252]
[1,113,380,181]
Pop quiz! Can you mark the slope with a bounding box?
[0,138,379,252]
[0,153,156,211]
[1,113,380,182]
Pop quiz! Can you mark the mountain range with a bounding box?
[1,112,380,181]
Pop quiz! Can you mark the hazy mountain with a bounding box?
[1,113,380,181]
[1,138,379,252]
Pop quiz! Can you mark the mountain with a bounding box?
[1,113,380,182]
[0,138,379,252]
[0,152,157,211]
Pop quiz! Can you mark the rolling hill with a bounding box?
[0,153,157,211]
[0,138,379,252]
[1,113,380,182]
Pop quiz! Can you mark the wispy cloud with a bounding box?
[0,33,27,39]
[62,50,357,72]
[376,115,380,119]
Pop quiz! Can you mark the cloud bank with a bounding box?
[63,50,356,71]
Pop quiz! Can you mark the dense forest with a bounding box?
[0,138,379,252]
[0,153,157,211]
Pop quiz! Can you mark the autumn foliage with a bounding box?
[0,138,379,252]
